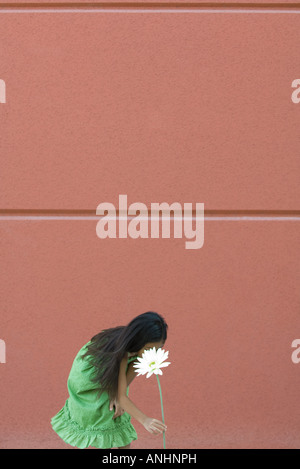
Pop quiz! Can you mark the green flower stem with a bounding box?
[156,375,166,449]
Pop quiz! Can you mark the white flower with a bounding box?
[133,347,171,379]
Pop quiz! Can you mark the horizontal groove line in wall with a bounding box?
[1,2,300,12]
[0,210,299,220]
[1,3,300,10]
[2,10,300,14]
[2,7,300,13]
[0,209,299,215]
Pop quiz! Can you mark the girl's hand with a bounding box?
[109,399,125,420]
[143,417,167,435]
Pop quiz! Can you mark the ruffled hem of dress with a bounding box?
[51,407,138,449]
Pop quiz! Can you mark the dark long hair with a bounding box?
[81,311,168,401]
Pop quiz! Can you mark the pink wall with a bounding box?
[0,2,300,449]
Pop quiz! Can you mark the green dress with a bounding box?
[51,341,138,449]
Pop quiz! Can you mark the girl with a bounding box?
[51,311,168,449]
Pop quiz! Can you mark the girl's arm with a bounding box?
[118,356,167,435]
[109,360,136,418]
[118,356,147,425]
[126,361,137,387]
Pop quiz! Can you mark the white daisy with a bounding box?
[133,347,171,379]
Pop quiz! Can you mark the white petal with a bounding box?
[158,362,171,368]
[147,349,156,359]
